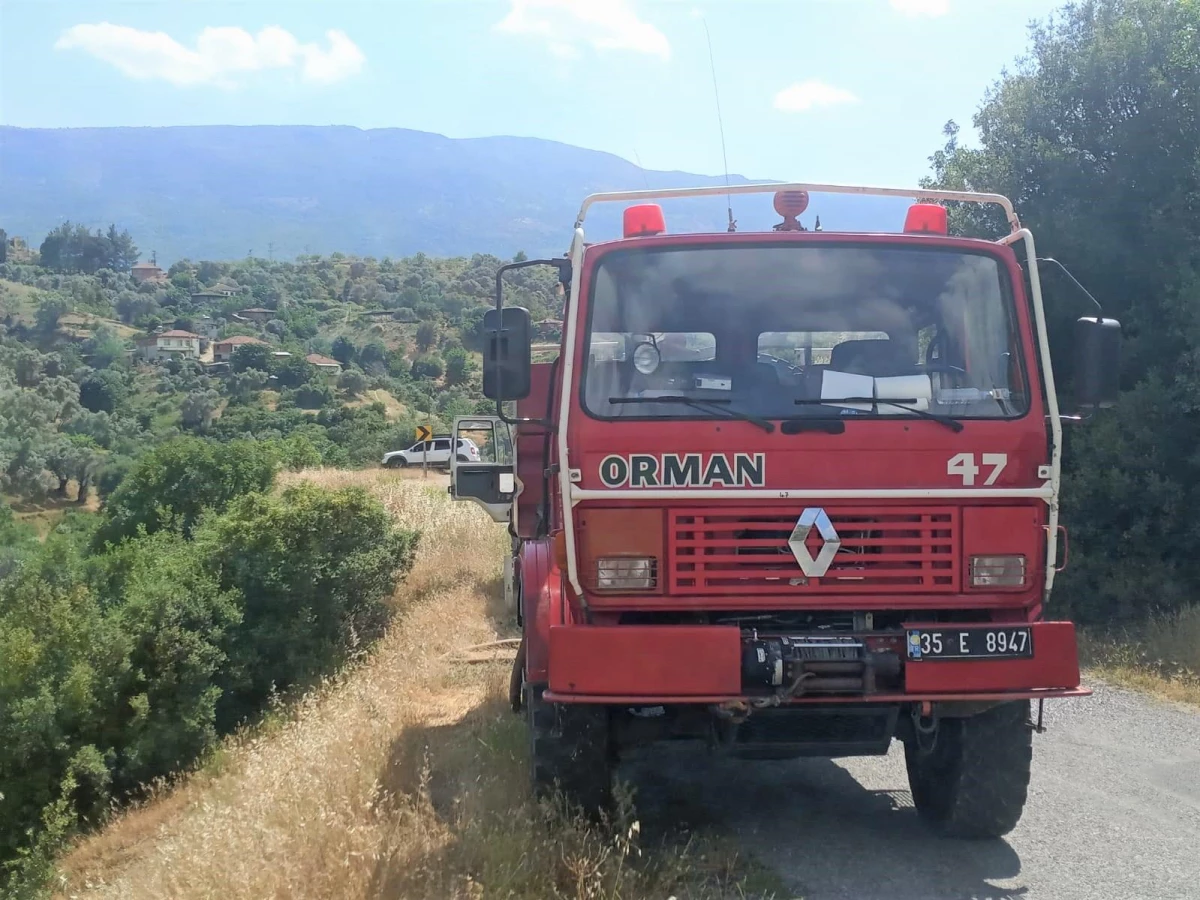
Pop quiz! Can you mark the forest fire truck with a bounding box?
[449,183,1121,839]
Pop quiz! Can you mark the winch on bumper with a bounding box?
[543,621,1088,704]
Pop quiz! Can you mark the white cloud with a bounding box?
[889,0,950,16]
[54,23,364,88]
[773,80,859,113]
[495,0,670,61]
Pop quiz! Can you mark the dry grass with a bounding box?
[346,389,408,420]
[1080,605,1200,707]
[58,313,141,340]
[54,468,777,900]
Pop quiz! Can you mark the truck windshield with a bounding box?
[581,243,1029,421]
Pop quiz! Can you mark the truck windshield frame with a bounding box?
[577,240,1032,424]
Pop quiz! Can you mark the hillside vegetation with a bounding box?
[47,470,775,900]
[0,238,561,524]
[0,235,562,893]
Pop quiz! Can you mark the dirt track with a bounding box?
[625,683,1200,900]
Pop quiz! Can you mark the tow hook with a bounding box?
[913,702,939,753]
[711,700,751,723]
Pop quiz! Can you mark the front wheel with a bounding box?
[526,684,612,815]
[905,701,1032,839]
[385,457,408,469]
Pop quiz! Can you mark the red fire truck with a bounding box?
[449,183,1121,839]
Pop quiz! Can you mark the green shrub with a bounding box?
[198,482,418,726]
[95,530,241,792]
[1,476,419,882]
[0,564,129,860]
[95,437,279,546]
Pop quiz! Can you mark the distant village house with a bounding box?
[131,262,167,285]
[137,329,200,362]
[191,283,240,304]
[212,334,268,363]
[235,307,275,324]
[306,353,343,376]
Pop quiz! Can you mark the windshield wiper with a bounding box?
[609,396,775,433]
[793,397,964,433]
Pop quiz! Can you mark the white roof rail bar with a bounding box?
[574,181,1020,234]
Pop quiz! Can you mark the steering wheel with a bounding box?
[757,353,804,377]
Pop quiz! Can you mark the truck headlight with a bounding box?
[970,555,1026,587]
[596,557,657,590]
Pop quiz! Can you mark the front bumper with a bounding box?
[544,620,1088,704]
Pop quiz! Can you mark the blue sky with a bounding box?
[0,0,1066,186]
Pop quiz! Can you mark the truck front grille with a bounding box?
[669,506,958,595]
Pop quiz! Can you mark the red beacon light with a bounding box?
[904,203,948,235]
[772,190,810,232]
[623,203,666,238]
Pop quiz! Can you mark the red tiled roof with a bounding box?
[305,353,341,367]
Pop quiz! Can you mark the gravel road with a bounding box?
[626,683,1200,900]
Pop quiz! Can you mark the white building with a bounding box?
[136,329,201,362]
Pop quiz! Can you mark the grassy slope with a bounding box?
[53,469,779,900]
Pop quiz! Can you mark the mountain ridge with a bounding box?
[0,124,910,264]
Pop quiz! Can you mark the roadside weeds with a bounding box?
[1080,605,1200,707]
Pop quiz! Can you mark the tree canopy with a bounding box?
[923,0,1200,621]
[38,222,139,274]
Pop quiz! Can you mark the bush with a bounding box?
[198,482,418,724]
[0,555,129,861]
[95,530,240,792]
[230,343,273,374]
[273,433,324,470]
[95,437,279,546]
[411,355,444,380]
[287,382,333,410]
[0,501,39,580]
[1,473,419,883]
[337,369,368,397]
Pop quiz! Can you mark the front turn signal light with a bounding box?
[552,530,569,571]
[970,555,1026,588]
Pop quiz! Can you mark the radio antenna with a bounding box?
[633,149,650,189]
[703,17,736,232]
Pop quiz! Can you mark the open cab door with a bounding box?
[450,416,517,524]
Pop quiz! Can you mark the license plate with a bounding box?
[906,626,1034,661]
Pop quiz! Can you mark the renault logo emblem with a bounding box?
[788,508,841,577]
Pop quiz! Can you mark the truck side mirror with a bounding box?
[1073,316,1121,410]
[483,306,532,400]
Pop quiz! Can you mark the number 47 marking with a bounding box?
[947,452,1008,486]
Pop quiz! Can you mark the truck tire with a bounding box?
[905,700,1032,839]
[526,683,612,815]
[386,457,408,468]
